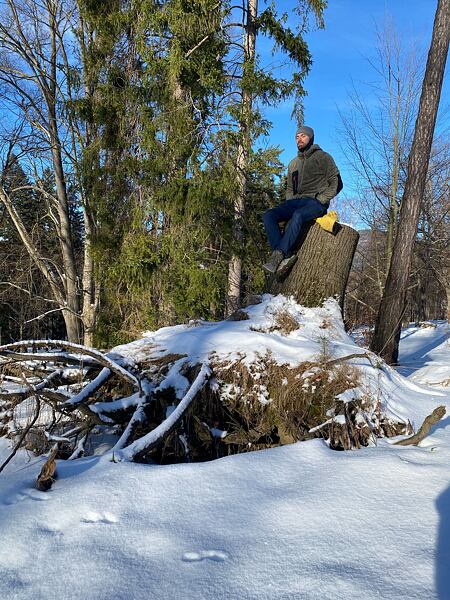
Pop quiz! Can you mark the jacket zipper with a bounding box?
[298,153,306,194]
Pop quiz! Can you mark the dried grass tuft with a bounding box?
[250,309,302,335]
[272,310,301,335]
[209,353,360,450]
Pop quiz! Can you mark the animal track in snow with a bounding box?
[182,550,228,563]
[3,489,51,506]
[81,511,118,524]
[37,525,64,538]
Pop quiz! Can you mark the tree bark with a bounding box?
[446,284,450,323]
[225,0,258,316]
[371,0,450,363]
[48,6,82,342]
[394,405,446,446]
[272,223,359,309]
[81,219,99,347]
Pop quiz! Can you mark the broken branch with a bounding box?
[394,405,446,446]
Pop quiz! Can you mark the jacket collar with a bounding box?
[298,143,321,158]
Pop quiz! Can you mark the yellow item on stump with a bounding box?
[316,210,338,233]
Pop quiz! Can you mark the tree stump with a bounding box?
[271,222,359,309]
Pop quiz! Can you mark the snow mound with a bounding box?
[114,294,352,367]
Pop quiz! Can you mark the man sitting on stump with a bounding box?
[263,125,342,274]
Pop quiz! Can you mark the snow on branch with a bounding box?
[63,368,112,409]
[0,340,141,391]
[117,363,211,462]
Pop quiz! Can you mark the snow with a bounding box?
[398,321,450,387]
[64,367,111,407]
[1,297,450,599]
[157,357,191,397]
[113,295,353,368]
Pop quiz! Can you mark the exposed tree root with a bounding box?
[36,444,58,491]
[0,339,415,469]
[394,406,446,446]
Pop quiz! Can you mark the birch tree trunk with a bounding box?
[49,121,82,343]
[81,212,99,347]
[371,0,450,363]
[446,287,450,323]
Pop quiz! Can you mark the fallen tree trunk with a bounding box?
[271,222,359,309]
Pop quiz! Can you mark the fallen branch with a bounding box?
[0,351,99,368]
[394,405,446,446]
[63,367,112,410]
[117,363,211,462]
[0,340,141,391]
[76,404,114,426]
[0,369,64,404]
[325,352,377,368]
[90,392,142,417]
[0,395,41,474]
[112,403,147,453]
[68,429,93,460]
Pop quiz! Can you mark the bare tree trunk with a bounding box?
[338,22,422,320]
[371,0,449,363]
[49,123,82,342]
[81,214,99,347]
[226,145,246,316]
[0,186,65,308]
[386,90,400,272]
[0,181,85,341]
[76,15,102,345]
[443,265,450,322]
[0,0,83,343]
[48,5,82,342]
[226,0,258,316]
[446,287,450,322]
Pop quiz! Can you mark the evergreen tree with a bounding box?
[77,0,231,342]
[77,0,327,343]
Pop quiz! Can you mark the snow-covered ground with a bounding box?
[398,321,450,387]
[1,299,449,600]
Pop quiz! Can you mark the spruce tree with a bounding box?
[76,0,327,342]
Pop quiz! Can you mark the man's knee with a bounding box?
[290,208,304,222]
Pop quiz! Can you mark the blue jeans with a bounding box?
[263,197,328,256]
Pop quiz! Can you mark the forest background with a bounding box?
[0,0,448,350]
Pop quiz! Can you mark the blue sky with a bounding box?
[259,0,449,198]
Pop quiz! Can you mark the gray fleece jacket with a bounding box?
[286,144,341,205]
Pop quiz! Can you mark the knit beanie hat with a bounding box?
[296,125,314,139]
